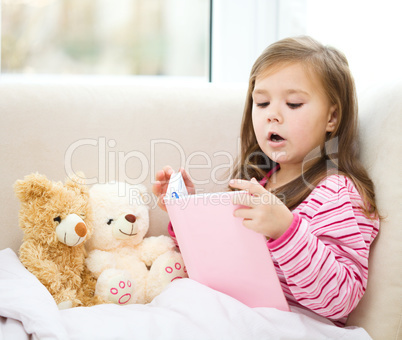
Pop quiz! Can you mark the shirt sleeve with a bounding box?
[267,176,379,320]
[167,222,180,249]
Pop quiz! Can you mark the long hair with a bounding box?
[231,36,379,218]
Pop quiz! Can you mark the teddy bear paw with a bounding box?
[57,300,73,310]
[146,252,188,302]
[149,251,188,288]
[163,261,187,283]
[108,275,134,305]
[95,269,137,305]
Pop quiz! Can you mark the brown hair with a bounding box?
[231,36,379,218]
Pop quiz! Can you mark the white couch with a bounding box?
[0,78,400,339]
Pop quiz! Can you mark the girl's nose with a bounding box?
[266,104,282,123]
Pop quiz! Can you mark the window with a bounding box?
[303,0,402,92]
[211,0,402,89]
[2,0,402,88]
[1,0,210,79]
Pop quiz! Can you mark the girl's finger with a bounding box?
[163,165,174,179]
[152,180,162,196]
[157,194,167,212]
[155,169,165,182]
[241,218,255,231]
[180,168,191,183]
[232,192,255,208]
[156,166,174,186]
[233,206,253,219]
[179,168,196,195]
[229,178,267,195]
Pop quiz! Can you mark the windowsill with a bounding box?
[0,74,248,90]
[0,74,209,85]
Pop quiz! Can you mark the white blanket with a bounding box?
[0,248,371,340]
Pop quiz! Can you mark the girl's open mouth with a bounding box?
[268,132,285,143]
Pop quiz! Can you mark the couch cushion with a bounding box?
[346,80,402,339]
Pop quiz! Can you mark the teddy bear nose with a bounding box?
[125,214,136,223]
[75,222,87,237]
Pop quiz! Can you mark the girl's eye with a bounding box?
[287,103,303,109]
[107,219,114,225]
[256,102,269,108]
[54,216,61,224]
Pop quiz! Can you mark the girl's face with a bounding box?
[252,62,337,171]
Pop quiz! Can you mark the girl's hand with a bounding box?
[152,166,195,212]
[229,178,294,240]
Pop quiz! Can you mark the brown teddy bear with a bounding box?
[14,173,105,309]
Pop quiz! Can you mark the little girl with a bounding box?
[152,36,380,326]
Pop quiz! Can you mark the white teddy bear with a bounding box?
[85,182,187,305]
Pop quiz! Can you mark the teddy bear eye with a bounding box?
[53,216,62,224]
[107,219,114,225]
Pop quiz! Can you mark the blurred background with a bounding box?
[1,0,209,78]
[2,0,401,91]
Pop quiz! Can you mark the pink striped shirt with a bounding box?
[168,173,379,326]
[267,174,379,325]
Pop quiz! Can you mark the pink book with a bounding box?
[165,190,289,311]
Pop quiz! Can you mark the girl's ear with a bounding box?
[326,105,338,132]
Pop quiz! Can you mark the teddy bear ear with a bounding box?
[64,172,89,197]
[14,173,53,203]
